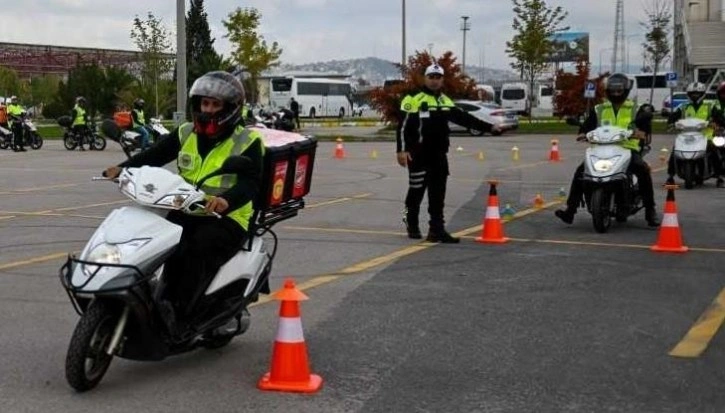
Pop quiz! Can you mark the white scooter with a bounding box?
[671,117,722,189]
[117,118,171,156]
[580,125,644,233]
[59,122,308,392]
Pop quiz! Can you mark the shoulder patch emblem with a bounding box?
[403,103,412,110]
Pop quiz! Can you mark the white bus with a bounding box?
[269,77,353,118]
[631,73,670,111]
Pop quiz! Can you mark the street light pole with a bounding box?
[401,0,406,68]
[176,0,187,124]
[461,16,470,75]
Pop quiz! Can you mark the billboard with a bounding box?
[547,32,589,63]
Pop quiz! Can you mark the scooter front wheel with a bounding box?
[65,302,117,392]
[591,188,612,233]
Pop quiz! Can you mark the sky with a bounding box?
[0,0,656,72]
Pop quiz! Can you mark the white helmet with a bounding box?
[686,82,707,103]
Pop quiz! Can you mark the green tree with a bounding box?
[53,64,136,119]
[223,7,282,103]
[186,0,223,87]
[26,75,61,114]
[131,12,176,116]
[641,0,671,104]
[506,0,567,117]
[0,67,24,99]
[369,50,478,122]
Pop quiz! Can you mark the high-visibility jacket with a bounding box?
[682,102,714,139]
[595,100,642,151]
[72,104,87,127]
[177,123,264,231]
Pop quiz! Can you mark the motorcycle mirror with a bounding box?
[196,155,252,189]
[713,136,725,147]
[565,117,580,127]
[100,119,122,141]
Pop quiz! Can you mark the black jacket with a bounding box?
[397,87,492,155]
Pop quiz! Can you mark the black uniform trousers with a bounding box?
[162,211,247,319]
[667,141,723,178]
[564,150,655,210]
[11,121,23,150]
[405,151,450,230]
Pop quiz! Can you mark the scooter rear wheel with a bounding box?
[65,302,117,392]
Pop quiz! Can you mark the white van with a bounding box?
[537,84,554,110]
[500,82,529,115]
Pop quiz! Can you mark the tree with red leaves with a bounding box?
[553,59,608,117]
[369,51,479,122]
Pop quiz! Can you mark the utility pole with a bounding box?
[175,0,187,124]
[401,0,406,68]
[611,0,626,73]
[460,16,470,75]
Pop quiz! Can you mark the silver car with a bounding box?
[450,100,519,136]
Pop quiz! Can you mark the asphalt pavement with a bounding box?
[1,132,725,412]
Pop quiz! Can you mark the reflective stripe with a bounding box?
[661,213,679,227]
[179,123,195,146]
[410,171,426,177]
[410,184,424,189]
[485,206,500,219]
[276,317,305,343]
[409,178,425,184]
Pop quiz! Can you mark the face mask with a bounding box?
[193,112,221,137]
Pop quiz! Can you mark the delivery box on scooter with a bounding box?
[253,127,317,212]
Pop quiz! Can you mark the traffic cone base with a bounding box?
[258,372,323,393]
[549,140,560,162]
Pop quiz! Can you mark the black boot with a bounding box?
[402,209,422,239]
[426,226,460,243]
[555,208,575,224]
[645,207,660,227]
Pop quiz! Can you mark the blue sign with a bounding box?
[584,81,596,99]
[666,72,678,88]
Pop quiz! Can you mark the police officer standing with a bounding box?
[7,96,26,152]
[397,64,493,243]
[71,96,90,150]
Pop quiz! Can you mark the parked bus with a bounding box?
[269,77,353,118]
[631,73,669,112]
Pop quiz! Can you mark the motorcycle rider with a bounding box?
[103,71,265,336]
[71,96,91,150]
[7,96,26,152]
[555,73,660,227]
[665,81,723,187]
[132,98,151,150]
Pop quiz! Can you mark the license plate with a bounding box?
[506,114,515,119]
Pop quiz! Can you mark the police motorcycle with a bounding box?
[670,118,723,189]
[109,118,170,157]
[4,112,44,150]
[57,116,107,151]
[0,123,12,149]
[59,120,313,392]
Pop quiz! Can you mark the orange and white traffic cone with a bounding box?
[475,181,510,244]
[258,279,323,393]
[549,139,560,162]
[651,185,688,253]
[334,138,345,159]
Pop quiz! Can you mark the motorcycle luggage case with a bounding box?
[254,128,317,211]
[57,115,72,128]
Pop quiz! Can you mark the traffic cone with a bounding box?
[370,149,378,159]
[456,145,464,152]
[478,151,485,161]
[659,147,669,164]
[475,181,510,244]
[533,193,545,209]
[258,279,323,393]
[511,146,520,161]
[558,187,567,200]
[334,138,345,159]
[549,139,561,162]
[651,185,688,253]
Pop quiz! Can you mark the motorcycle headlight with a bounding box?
[590,155,621,172]
[82,239,150,277]
[713,137,725,147]
[155,193,190,208]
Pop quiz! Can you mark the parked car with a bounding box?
[450,100,519,136]
[662,92,716,117]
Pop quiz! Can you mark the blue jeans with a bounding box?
[134,126,150,149]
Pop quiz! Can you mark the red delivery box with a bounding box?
[254,127,317,211]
